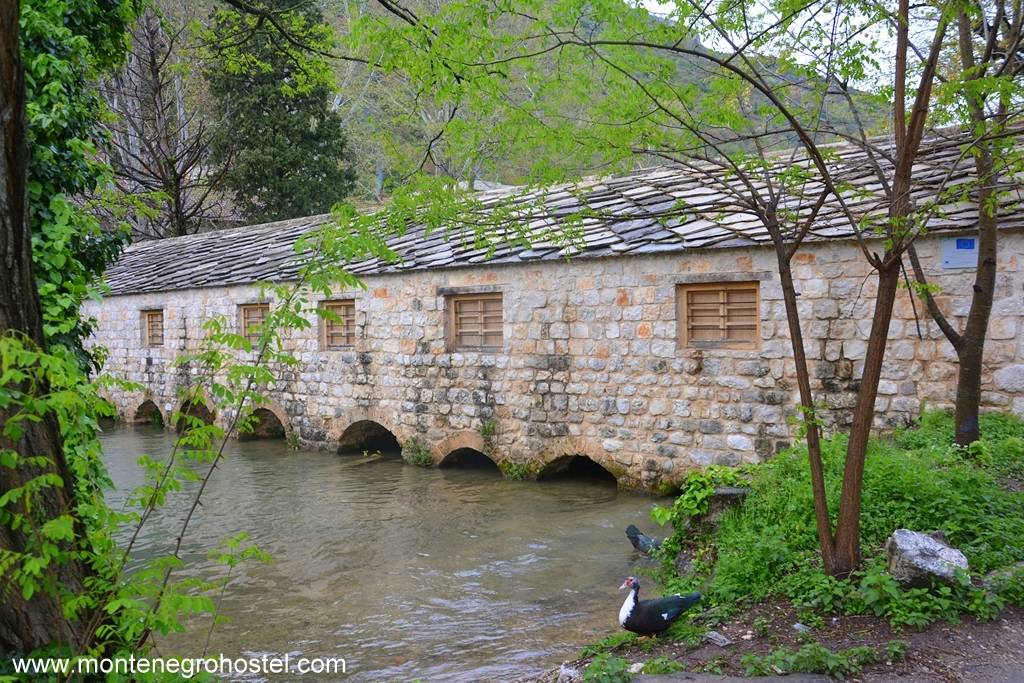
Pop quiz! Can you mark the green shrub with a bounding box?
[651,464,751,566]
[885,639,910,662]
[642,656,684,674]
[658,411,1024,628]
[988,564,1024,607]
[579,631,637,658]
[583,653,633,683]
[498,461,532,480]
[741,642,877,679]
[479,418,497,439]
[403,438,433,467]
[969,437,1024,481]
[895,411,1024,481]
[665,619,706,646]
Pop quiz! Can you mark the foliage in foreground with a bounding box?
[740,641,881,679]
[654,412,1024,630]
[21,0,138,367]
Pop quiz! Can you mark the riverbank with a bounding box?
[527,603,1024,682]
[530,411,1024,682]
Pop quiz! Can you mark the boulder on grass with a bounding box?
[884,528,968,587]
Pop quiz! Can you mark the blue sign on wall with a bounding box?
[941,237,978,268]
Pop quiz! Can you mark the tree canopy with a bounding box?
[204,0,356,223]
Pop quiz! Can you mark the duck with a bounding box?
[625,524,661,555]
[618,576,700,636]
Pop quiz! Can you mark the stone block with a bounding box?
[727,434,753,451]
[993,364,1024,393]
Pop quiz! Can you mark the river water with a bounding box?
[100,426,661,681]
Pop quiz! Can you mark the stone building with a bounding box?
[84,144,1024,492]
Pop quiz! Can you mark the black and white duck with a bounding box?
[625,524,661,555]
[618,576,700,636]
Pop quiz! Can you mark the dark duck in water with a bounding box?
[618,576,700,636]
[625,524,661,555]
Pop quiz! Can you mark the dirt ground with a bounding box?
[529,603,1024,682]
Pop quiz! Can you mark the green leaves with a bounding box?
[201,0,356,223]
[22,0,137,368]
[657,411,1024,628]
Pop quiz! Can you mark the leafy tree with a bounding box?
[21,0,139,368]
[251,0,1011,576]
[906,3,1024,446]
[204,0,356,223]
[1,0,139,652]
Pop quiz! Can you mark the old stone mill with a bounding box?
[85,141,1024,493]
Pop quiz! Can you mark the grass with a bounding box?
[577,412,1024,682]
[656,411,1024,628]
[498,460,532,480]
[403,438,433,467]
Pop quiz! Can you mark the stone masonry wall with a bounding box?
[83,232,1024,492]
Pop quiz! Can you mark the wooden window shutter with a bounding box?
[448,293,503,350]
[678,282,759,349]
[142,310,164,347]
[322,299,357,348]
[239,303,269,344]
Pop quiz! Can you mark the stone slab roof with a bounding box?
[104,131,1024,296]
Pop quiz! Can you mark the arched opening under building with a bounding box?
[239,408,286,440]
[133,400,164,427]
[175,400,214,433]
[538,455,618,485]
[439,448,500,473]
[337,420,401,456]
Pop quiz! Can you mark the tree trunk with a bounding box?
[953,182,997,445]
[954,337,985,445]
[950,10,1000,446]
[0,2,88,654]
[831,260,902,577]
[776,249,835,574]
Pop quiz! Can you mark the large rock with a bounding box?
[884,529,969,587]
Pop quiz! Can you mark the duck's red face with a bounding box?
[619,576,637,590]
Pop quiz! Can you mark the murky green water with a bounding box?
[100,427,661,682]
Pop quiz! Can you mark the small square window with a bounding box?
[239,303,269,345]
[321,299,357,349]
[447,293,503,350]
[677,282,760,349]
[141,309,164,347]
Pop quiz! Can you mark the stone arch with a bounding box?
[174,398,215,433]
[131,399,164,427]
[533,437,622,485]
[330,407,408,453]
[337,419,402,455]
[431,430,487,466]
[439,448,501,471]
[239,403,289,440]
